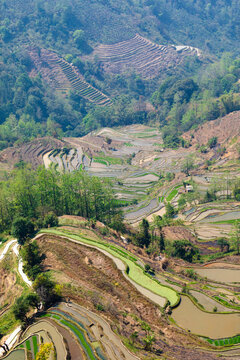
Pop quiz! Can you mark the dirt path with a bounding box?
[0,240,17,261]
[12,243,32,287]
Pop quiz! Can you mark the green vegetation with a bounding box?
[43,228,179,306]
[212,219,240,225]
[207,335,240,347]
[152,56,240,148]
[21,241,45,280]
[0,1,240,148]
[213,296,240,311]
[0,308,20,336]
[94,156,123,165]
[166,185,182,202]
[170,240,199,263]
[61,319,97,360]
[230,221,240,255]
[13,293,40,324]
[33,273,61,310]
[11,217,35,245]
[0,166,122,234]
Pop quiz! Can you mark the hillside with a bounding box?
[29,48,112,106]
[183,111,240,146]
[0,1,240,359]
[1,0,240,148]
[90,34,199,78]
[2,0,240,53]
[1,119,239,225]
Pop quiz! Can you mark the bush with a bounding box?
[171,240,199,263]
[185,268,198,279]
[43,212,59,228]
[208,136,218,149]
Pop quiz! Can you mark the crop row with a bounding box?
[95,34,196,78]
[207,335,240,347]
[56,59,112,105]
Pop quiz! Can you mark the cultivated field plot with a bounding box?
[28,48,111,106]
[41,230,179,307]
[40,124,193,221]
[91,34,199,78]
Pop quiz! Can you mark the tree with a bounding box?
[43,212,59,228]
[141,321,155,351]
[208,136,218,149]
[159,232,165,252]
[230,221,240,255]
[13,293,40,324]
[21,241,45,280]
[13,296,31,324]
[11,217,35,245]
[233,187,240,201]
[204,190,216,203]
[143,334,155,351]
[181,155,194,175]
[171,240,199,262]
[165,202,175,219]
[144,264,151,272]
[217,238,229,253]
[130,331,138,345]
[135,219,150,248]
[110,213,125,233]
[33,274,61,309]
[36,343,54,360]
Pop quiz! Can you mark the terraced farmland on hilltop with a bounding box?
[29,48,112,106]
[92,34,200,78]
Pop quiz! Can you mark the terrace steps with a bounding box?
[28,48,112,106]
[93,34,199,78]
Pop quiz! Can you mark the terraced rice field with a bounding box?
[42,230,179,307]
[16,335,39,359]
[125,198,163,223]
[2,349,25,360]
[40,125,193,220]
[207,335,240,347]
[22,320,67,360]
[195,268,240,284]
[29,48,111,106]
[190,290,237,313]
[172,296,240,339]
[43,302,139,360]
[92,34,199,78]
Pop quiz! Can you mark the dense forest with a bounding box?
[1,0,240,50]
[1,0,240,149]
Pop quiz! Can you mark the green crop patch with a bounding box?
[207,335,240,347]
[60,319,97,360]
[32,336,38,356]
[43,229,179,306]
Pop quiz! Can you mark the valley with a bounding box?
[0,1,240,358]
[0,114,239,359]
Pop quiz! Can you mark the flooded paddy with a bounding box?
[172,296,240,338]
[125,199,162,222]
[195,268,240,283]
[190,290,235,312]
[2,349,25,360]
[201,210,240,223]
